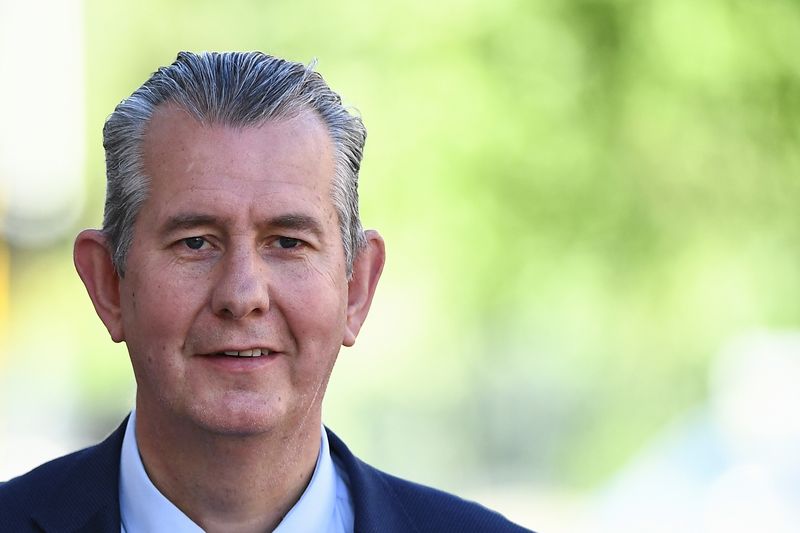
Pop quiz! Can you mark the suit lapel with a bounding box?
[31,418,128,533]
[326,428,420,533]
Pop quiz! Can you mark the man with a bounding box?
[0,51,530,532]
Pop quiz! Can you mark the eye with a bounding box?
[183,237,207,250]
[276,237,301,249]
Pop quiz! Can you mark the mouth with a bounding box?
[198,348,280,372]
[214,348,274,358]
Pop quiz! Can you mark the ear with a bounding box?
[74,229,125,343]
[343,230,385,347]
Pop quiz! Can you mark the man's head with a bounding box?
[102,51,367,277]
[74,51,385,439]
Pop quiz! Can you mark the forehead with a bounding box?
[138,104,338,225]
[142,103,333,177]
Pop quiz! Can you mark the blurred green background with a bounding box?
[2,0,799,529]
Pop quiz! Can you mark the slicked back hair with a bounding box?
[102,51,367,277]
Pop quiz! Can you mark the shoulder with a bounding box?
[326,428,534,533]
[377,468,532,532]
[0,446,98,528]
[0,420,127,531]
[1,444,93,495]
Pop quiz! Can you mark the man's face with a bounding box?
[117,105,349,436]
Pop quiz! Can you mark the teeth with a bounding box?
[221,349,265,357]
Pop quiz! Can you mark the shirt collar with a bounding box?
[119,410,344,533]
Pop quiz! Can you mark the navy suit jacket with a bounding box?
[0,419,532,532]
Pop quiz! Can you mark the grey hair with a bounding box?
[102,51,367,277]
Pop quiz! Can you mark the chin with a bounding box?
[187,394,291,437]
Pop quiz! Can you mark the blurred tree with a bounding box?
[5,0,798,493]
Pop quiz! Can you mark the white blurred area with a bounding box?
[585,331,800,533]
[0,0,88,479]
[470,331,800,531]
[0,0,86,246]
[386,331,800,533]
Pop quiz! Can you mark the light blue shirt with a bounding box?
[119,411,354,532]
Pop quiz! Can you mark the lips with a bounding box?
[197,347,281,372]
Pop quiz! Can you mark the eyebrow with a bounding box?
[160,214,220,234]
[267,214,325,237]
[160,212,325,238]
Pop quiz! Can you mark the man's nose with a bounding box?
[210,246,270,320]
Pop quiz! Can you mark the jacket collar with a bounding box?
[30,418,416,533]
[326,428,419,533]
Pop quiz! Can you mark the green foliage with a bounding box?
[20,0,795,488]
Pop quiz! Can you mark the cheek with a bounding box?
[120,268,207,344]
[275,269,348,360]
[282,269,348,331]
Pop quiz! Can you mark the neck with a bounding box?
[134,406,322,533]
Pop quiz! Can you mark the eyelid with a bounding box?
[183,236,207,249]
[173,234,216,251]
[267,236,305,249]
